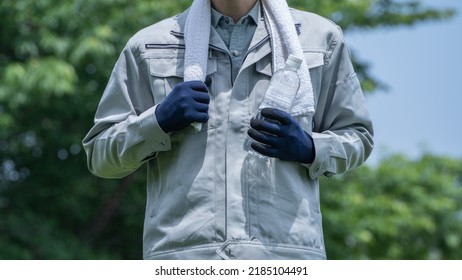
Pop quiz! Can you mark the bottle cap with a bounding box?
[285,54,303,71]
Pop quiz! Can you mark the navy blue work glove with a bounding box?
[247,108,315,164]
[155,80,210,133]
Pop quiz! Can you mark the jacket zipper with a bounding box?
[171,30,231,240]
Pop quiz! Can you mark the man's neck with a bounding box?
[211,0,258,23]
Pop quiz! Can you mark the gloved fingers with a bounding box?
[247,128,279,147]
[197,112,210,123]
[191,90,210,104]
[250,142,279,158]
[250,118,283,137]
[188,111,209,123]
[193,102,209,113]
[260,108,292,125]
[184,80,209,93]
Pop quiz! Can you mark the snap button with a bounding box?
[232,50,240,57]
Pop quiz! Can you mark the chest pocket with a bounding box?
[300,51,325,134]
[147,47,218,132]
[303,51,325,104]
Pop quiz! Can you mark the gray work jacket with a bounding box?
[83,7,374,260]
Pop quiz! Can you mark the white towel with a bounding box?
[184,0,211,82]
[184,0,314,117]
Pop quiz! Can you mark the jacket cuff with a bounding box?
[138,105,172,156]
[302,133,346,179]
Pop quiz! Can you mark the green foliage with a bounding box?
[0,0,458,259]
[321,154,462,259]
[0,0,191,260]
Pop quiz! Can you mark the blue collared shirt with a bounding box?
[211,1,260,81]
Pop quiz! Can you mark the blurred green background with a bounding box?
[1,0,461,259]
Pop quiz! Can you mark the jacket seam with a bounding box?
[145,241,326,259]
[324,26,341,65]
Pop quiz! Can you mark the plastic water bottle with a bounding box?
[258,54,302,114]
[244,54,302,155]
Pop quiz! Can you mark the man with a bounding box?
[83,0,373,259]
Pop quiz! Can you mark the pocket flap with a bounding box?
[303,52,325,69]
[150,58,185,78]
[149,58,217,78]
[257,52,325,76]
[256,54,272,76]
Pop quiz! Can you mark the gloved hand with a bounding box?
[247,108,315,164]
[155,80,210,133]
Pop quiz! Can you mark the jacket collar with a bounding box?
[170,8,227,52]
[171,7,301,54]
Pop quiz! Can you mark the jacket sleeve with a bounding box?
[82,40,172,179]
[305,28,374,179]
